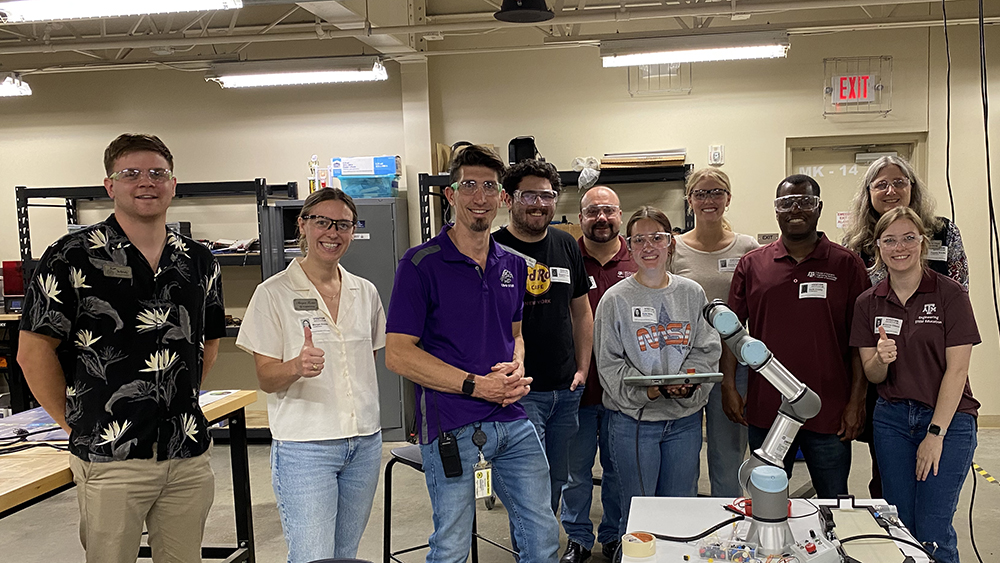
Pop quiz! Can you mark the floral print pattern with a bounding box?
[20,213,226,462]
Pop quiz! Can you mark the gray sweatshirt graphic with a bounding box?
[595,274,722,421]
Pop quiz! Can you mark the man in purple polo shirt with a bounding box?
[385,145,559,563]
[724,174,868,498]
[560,186,637,563]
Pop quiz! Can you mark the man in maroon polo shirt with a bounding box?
[724,174,868,498]
[560,186,638,563]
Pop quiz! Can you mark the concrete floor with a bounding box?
[3,430,999,563]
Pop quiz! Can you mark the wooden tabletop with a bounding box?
[0,313,21,322]
[0,390,257,514]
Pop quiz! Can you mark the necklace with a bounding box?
[316,287,341,300]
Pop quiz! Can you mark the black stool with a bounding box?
[383,445,517,563]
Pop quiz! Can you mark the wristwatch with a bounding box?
[462,373,476,396]
[927,423,946,438]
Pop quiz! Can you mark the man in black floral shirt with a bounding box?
[18,133,226,563]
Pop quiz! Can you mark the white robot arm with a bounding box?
[703,299,827,557]
[702,299,822,490]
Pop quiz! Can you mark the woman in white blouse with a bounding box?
[237,188,386,563]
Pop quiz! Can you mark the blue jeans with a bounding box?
[271,432,382,563]
[560,403,621,549]
[873,398,977,563]
[748,424,851,499]
[519,386,584,514]
[420,418,559,563]
[607,409,702,537]
[706,364,749,498]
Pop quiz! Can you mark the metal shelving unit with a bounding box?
[417,164,694,242]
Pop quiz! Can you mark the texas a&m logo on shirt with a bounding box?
[636,322,691,351]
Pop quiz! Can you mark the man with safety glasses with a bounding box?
[560,186,638,563]
[386,145,559,563]
[17,133,225,563]
[724,174,869,499]
[493,160,594,528]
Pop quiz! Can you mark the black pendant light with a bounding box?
[494,0,554,23]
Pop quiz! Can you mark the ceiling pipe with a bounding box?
[12,12,1000,75]
[0,0,944,55]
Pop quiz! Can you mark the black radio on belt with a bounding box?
[438,431,463,478]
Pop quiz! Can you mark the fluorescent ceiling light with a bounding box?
[602,32,789,67]
[206,57,388,89]
[0,73,31,97]
[0,0,241,23]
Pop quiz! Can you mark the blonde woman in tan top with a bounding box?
[670,168,758,498]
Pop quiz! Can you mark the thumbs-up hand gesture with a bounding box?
[296,325,325,378]
[876,326,897,365]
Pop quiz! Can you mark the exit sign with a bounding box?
[832,74,873,103]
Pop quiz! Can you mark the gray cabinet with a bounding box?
[259,197,413,442]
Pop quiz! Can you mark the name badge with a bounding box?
[309,315,332,335]
[588,275,597,290]
[798,282,827,299]
[632,306,656,323]
[550,267,571,284]
[875,316,903,336]
[293,298,319,311]
[718,258,738,273]
[102,264,132,279]
[928,241,948,262]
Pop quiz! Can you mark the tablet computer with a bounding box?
[623,373,724,386]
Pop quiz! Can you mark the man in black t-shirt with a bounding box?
[492,160,593,534]
[18,134,226,563]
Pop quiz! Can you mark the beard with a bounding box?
[469,217,491,232]
[512,208,552,237]
[585,220,617,243]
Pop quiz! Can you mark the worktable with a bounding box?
[0,389,258,562]
[623,496,929,563]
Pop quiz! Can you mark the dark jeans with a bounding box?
[873,398,977,563]
[748,424,851,499]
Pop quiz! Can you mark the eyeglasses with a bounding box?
[450,180,502,197]
[774,195,821,213]
[302,215,356,232]
[109,168,174,183]
[870,177,911,192]
[513,190,559,206]
[582,204,620,218]
[877,233,923,249]
[689,188,730,202]
[627,232,672,249]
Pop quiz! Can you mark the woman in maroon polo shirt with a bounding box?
[850,206,979,563]
[843,155,969,500]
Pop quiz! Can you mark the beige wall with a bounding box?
[429,27,999,421]
[0,67,407,412]
[1,23,998,421]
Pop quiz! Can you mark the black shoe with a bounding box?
[560,540,592,563]
[601,540,620,561]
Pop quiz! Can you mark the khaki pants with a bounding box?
[69,448,215,563]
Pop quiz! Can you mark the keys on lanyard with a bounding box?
[472,424,492,500]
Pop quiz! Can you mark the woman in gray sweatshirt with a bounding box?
[594,206,722,538]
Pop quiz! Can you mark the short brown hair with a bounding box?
[103,133,173,176]
[448,144,506,184]
[297,188,358,253]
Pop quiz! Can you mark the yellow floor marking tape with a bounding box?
[973,462,998,486]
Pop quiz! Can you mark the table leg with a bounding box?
[228,408,255,563]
